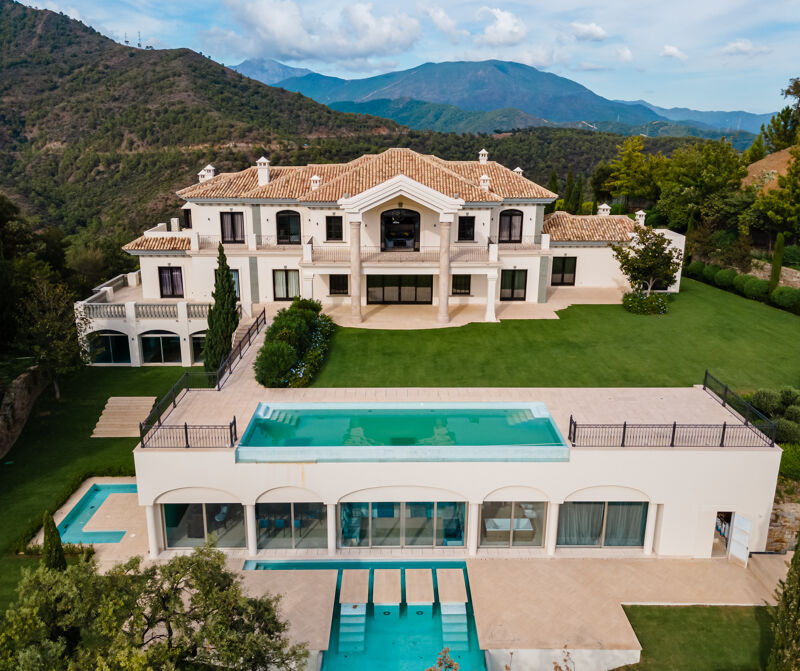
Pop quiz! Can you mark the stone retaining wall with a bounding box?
[751,260,800,289]
[0,366,49,459]
[767,502,800,553]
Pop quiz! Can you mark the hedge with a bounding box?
[685,261,800,316]
[254,299,336,388]
[621,292,669,315]
[781,443,800,480]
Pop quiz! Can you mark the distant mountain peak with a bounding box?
[232,58,312,85]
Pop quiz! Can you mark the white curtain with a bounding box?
[557,502,605,545]
[287,270,300,297]
[274,270,287,299]
[604,502,648,546]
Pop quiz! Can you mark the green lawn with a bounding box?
[623,606,773,670]
[314,279,800,389]
[0,366,184,610]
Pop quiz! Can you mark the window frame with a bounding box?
[182,208,192,229]
[478,501,547,548]
[276,210,301,245]
[220,212,245,244]
[158,266,184,298]
[555,501,648,548]
[329,274,349,295]
[457,216,475,242]
[273,269,300,301]
[325,215,344,241]
[551,256,577,286]
[451,274,471,296]
[499,269,527,301]
[498,209,523,243]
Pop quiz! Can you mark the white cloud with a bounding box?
[660,44,688,61]
[616,45,633,62]
[578,61,608,72]
[571,22,607,42]
[220,0,421,65]
[423,6,466,44]
[474,7,527,47]
[722,38,770,56]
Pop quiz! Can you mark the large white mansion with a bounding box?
[77,148,684,366]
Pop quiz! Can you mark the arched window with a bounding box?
[380,208,420,251]
[498,209,523,243]
[89,330,131,364]
[276,210,301,244]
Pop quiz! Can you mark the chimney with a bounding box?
[598,203,611,216]
[478,148,488,164]
[479,174,490,191]
[635,209,647,226]
[256,156,270,186]
[170,217,180,232]
[513,166,523,175]
[310,174,321,190]
[198,164,215,183]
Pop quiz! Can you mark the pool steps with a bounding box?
[441,603,469,651]
[338,603,367,652]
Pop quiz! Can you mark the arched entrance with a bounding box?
[380,208,420,251]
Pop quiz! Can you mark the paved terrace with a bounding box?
[157,330,753,444]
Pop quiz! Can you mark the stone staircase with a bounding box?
[92,397,156,438]
[232,317,255,349]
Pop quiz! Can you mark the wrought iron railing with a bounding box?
[140,419,237,449]
[497,236,539,250]
[199,235,247,249]
[215,307,268,388]
[139,371,219,445]
[702,370,776,442]
[361,247,440,262]
[450,245,490,262]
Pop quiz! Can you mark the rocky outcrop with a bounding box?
[767,503,800,553]
[0,366,49,459]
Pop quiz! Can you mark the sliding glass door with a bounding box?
[273,269,300,301]
[500,269,527,301]
[557,501,648,547]
[366,275,433,304]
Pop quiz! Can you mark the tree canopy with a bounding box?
[611,226,683,295]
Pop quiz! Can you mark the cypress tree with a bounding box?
[563,167,575,214]
[767,539,800,670]
[42,511,66,571]
[568,175,584,214]
[770,233,785,294]
[203,244,240,373]
[545,170,559,214]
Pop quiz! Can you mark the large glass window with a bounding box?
[329,274,349,295]
[256,502,327,549]
[273,269,300,301]
[140,331,181,363]
[457,216,475,241]
[366,275,433,304]
[277,210,301,244]
[500,269,527,301]
[557,501,648,547]
[221,212,245,243]
[326,216,343,241]
[339,502,465,548]
[158,266,183,298]
[163,503,245,548]
[498,210,523,243]
[480,501,545,547]
[191,332,205,364]
[452,275,471,296]
[89,331,131,364]
[551,257,577,286]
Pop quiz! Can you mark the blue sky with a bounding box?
[29,0,799,113]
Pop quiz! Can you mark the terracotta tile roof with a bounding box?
[176,148,556,203]
[543,211,636,242]
[123,235,191,252]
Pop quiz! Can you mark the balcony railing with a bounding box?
[140,420,237,449]
[256,235,303,249]
[450,245,490,262]
[497,236,540,250]
[310,244,492,264]
[135,303,178,319]
[187,303,212,319]
[84,303,126,319]
[198,235,248,249]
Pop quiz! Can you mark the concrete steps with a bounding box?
[441,603,469,651]
[232,318,255,349]
[92,397,156,438]
[338,603,366,652]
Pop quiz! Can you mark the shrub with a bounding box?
[42,511,66,571]
[686,260,705,278]
[622,292,668,315]
[779,387,800,410]
[780,443,800,480]
[785,405,800,424]
[743,276,769,300]
[266,309,312,354]
[770,232,785,293]
[770,286,800,311]
[291,297,322,314]
[254,340,297,387]
[285,314,337,388]
[783,244,800,268]
[701,264,722,282]
[733,273,757,295]
[713,268,737,289]
[751,389,782,415]
[776,418,800,445]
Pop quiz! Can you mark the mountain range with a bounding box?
[232,57,312,85]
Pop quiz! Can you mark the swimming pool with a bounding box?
[237,402,568,463]
[244,560,486,671]
[57,483,137,544]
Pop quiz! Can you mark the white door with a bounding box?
[728,514,752,567]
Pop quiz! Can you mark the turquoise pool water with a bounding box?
[58,483,137,544]
[237,402,568,463]
[244,560,485,671]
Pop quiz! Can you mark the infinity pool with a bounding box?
[244,560,486,671]
[237,402,568,462]
[58,483,137,544]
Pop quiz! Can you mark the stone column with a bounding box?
[485,272,497,322]
[177,302,192,366]
[438,220,452,323]
[245,504,258,556]
[125,302,142,367]
[145,505,161,558]
[643,502,658,556]
[545,502,560,556]
[349,221,362,322]
[467,502,480,556]
[327,503,337,556]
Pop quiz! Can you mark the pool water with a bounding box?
[244,560,486,671]
[57,483,137,544]
[238,402,568,463]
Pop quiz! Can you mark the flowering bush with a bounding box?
[622,291,669,315]
[285,314,336,388]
